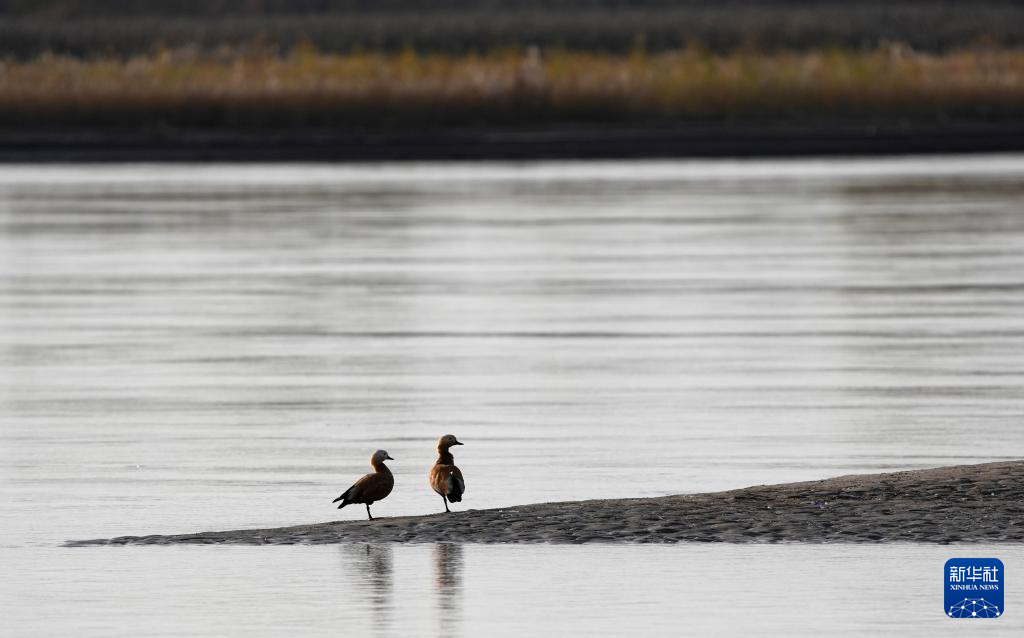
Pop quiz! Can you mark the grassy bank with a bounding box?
[2,45,1022,132]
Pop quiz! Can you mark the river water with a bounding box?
[1,156,1022,635]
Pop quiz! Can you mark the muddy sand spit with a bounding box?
[68,461,1023,546]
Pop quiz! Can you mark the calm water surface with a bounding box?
[1,156,1023,635]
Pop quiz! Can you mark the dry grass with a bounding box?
[1,45,1022,130]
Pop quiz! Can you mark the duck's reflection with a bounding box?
[341,543,393,634]
[433,543,464,630]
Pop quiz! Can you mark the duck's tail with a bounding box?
[446,475,464,503]
[332,486,354,508]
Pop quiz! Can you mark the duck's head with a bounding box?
[436,434,463,451]
[370,449,394,466]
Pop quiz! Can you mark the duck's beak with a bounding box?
[452,440,464,446]
[385,453,395,460]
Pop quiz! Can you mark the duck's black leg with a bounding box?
[442,495,450,513]
[366,503,373,520]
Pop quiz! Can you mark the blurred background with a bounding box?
[1,0,1022,158]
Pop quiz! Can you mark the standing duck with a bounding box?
[333,449,394,520]
[429,434,465,513]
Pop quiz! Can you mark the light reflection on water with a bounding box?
[2,156,1024,634]
[433,543,463,633]
[342,544,395,635]
[3,543,1023,636]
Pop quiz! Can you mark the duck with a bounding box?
[332,449,394,520]
[429,434,464,513]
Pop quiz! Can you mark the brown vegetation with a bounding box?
[1,45,1021,131]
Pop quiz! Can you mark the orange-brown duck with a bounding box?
[429,434,464,513]
[332,449,394,520]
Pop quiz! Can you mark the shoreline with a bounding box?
[68,460,1024,546]
[5,124,1024,163]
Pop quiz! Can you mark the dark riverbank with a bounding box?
[6,123,1024,163]
[4,1,1022,59]
[68,460,1024,546]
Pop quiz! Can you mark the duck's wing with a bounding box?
[446,466,465,502]
[333,472,373,507]
[360,470,395,503]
